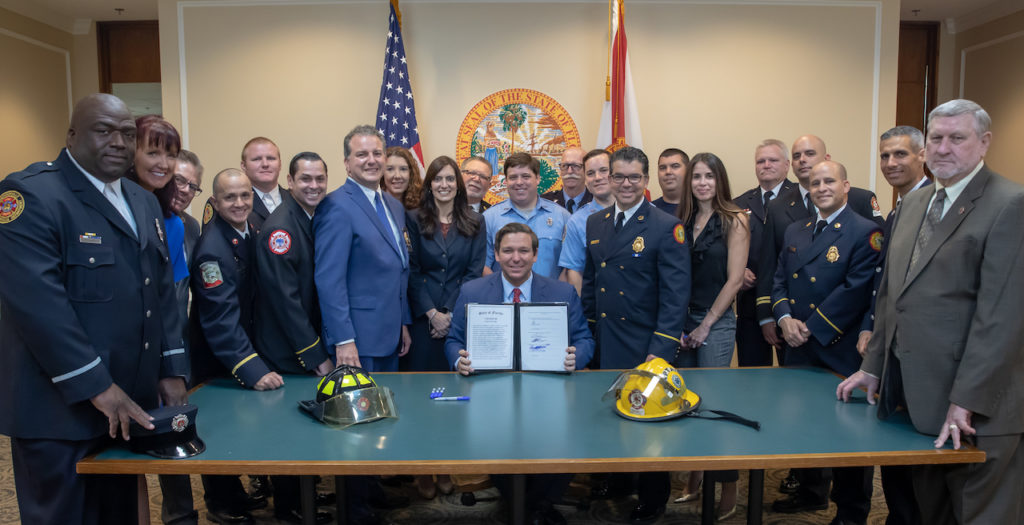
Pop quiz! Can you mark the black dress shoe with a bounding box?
[629,502,665,524]
[529,501,567,525]
[243,493,267,511]
[368,491,410,509]
[274,509,333,524]
[771,494,829,513]
[249,475,272,498]
[779,472,800,494]
[205,509,253,524]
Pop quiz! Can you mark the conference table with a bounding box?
[79,367,983,525]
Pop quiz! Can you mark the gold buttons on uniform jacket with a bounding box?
[601,262,606,268]
[600,288,606,293]
[810,277,816,283]
[146,310,152,318]
[601,313,607,318]
[144,342,149,350]
[809,303,816,309]
[789,299,795,304]
[792,273,798,279]
[619,291,624,295]
[144,277,151,285]
[89,257,96,264]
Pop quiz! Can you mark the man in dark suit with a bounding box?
[191,168,284,524]
[733,139,795,367]
[756,134,883,357]
[446,222,593,525]
[461,156,493,213]
[0,93,188,524]
[771,161,881,525]
[314,125,411,373]
[252,152,333,524]
[853,126,930,525]
[541,147,592,213]
[581,146,690,524]
[840,99,1024,525]
[201,137,292,231]
[172,149,203,261]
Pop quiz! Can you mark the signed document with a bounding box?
[519,303,569,372]
[466,303,515,370]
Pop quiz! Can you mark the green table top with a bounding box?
[79,368,983,476]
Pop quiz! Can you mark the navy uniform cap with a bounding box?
[129,404,205,459]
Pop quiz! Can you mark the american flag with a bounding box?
[375,0,424,166]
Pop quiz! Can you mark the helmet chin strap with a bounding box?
[686,409,761,431]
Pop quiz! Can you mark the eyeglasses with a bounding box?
[610,173,644,184]
[462,170,490,180]
[174,175,202,195]
[560,163,583,171]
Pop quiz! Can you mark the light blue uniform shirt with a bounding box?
[557,200,608,273]
[483,198,570,279]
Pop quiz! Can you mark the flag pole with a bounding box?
[606,0,612,102]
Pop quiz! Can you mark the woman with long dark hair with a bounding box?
[673,152,749,521]
[403,155,486,498]
[382,146,423,210]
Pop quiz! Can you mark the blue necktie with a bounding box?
[374,192,401,257]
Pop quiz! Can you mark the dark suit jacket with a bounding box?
[0,149,186,440]
[407,209,487,318]
[253,195,330,374]
[541,188,592,212]
[770,206,881,376]
[756,184,882,321]
[444,272,594,369]
[582,201,691,368]
[314,179,411,357]
[181,212,201,263]
[863,166,1024,435]
[733,179,796,320]
[189,214,271,387]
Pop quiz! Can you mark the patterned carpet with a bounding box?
[0,434,892,524]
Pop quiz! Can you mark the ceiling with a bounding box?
[2,0,1023,34]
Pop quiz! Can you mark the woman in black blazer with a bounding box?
[403,155,487,373]
[402,155,486,499]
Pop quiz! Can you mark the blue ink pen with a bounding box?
[433,396,470,401]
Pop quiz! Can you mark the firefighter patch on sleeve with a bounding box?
[869,231,884,252]
[202,202,214,225]
[673,224,686,245]
[199,261,223,288]
[0,190,25,224]
[268,229,291,255]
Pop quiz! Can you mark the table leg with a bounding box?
[511,474,526,525]
[747,469,764,525]
[701,478,715,525]
[335,476,348,525]
[301,476,316,525]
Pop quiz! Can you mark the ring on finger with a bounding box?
[949,424,959,431]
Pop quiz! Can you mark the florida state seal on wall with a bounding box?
[455,89,581,205]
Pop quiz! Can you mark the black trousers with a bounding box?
[159,474,198,524]
[11,436,137,525]
[201,474,250,513]
[881,465,920,525]
[493,473,573,511]
[793,466,873,522]
[735,315,777,366]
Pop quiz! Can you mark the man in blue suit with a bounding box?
[0,94,188,524]
[446,222,594,372]
[314,125,411,373]
[445,222,592,525]
[770,160,881,525]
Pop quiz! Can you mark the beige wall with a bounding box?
[0,7,74,175]
[952,9,1024,186]
[158,0,901,210]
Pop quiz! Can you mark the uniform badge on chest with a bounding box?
[632,236,645,256]
[826,246,840,263]
[154,218,165,243]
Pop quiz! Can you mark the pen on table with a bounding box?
[432,396,470,401]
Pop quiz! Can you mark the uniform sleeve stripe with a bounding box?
[52,357,101,383]
[772,298,788,309]
[232,353,259,375]
[296,337,320,355]
[755,297,771,305]
[654,331,681,344]
[816,309,843,335]
[162,348,185,357]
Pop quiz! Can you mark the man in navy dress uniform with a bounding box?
[0,93,188,524]
[581,146,690,524]
[770,161,881,524]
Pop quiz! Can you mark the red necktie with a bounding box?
[512,287,522,303]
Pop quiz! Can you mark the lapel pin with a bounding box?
[834,222,841,229]
[547,217,553,226]
[958,207,965,215]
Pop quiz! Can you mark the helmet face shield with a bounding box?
[602,359,701,421]
[299,365,399,428]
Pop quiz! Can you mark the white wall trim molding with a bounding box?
[959,29,1024,98]
[175,0,884,186]
[0,28,73,119]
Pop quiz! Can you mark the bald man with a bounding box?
[0,93,188,523]
[541,147,592,213]
[770,160,882,524]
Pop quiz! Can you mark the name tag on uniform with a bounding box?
[590,239,600,245]
[79,233,102,244]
